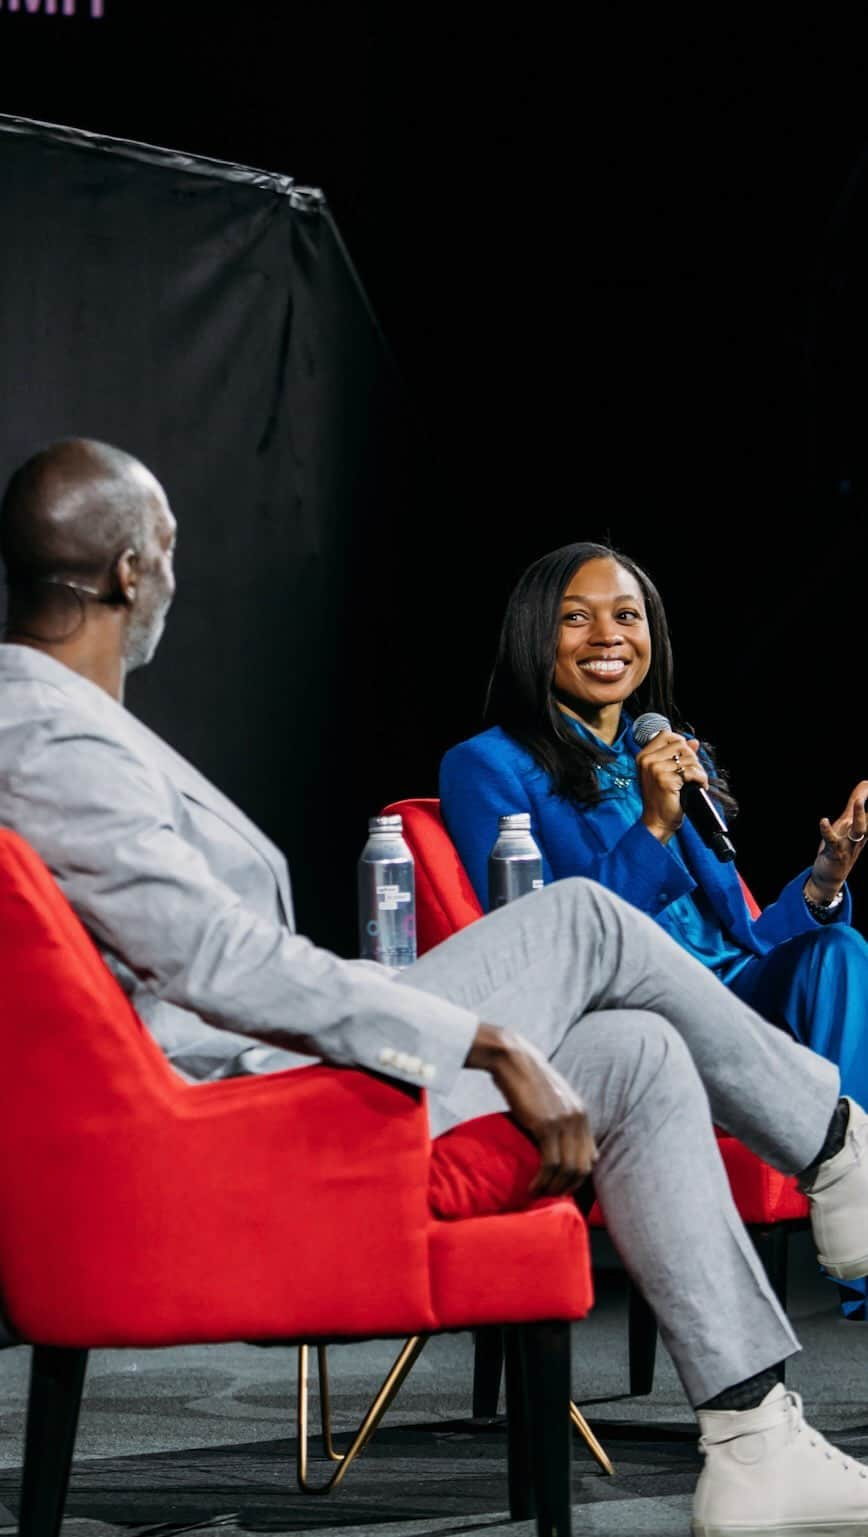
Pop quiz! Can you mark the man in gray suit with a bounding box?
[1,437,867,1536]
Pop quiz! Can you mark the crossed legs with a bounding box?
[401,877,839,1403]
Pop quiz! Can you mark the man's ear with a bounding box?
[115,548,139,605]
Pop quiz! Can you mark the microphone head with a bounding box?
[632,711,672,747]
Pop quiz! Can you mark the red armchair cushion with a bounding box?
[430,1201,593,1327]
[430,1113,540,1218]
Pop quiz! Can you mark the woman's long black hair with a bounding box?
[483,541,737,815]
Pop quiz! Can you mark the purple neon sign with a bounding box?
[0,1,105,14]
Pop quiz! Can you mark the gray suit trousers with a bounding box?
[400,876,839,1405]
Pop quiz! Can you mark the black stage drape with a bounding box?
[0,115,405,953]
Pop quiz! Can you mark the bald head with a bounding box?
[0,438,158,589]
[0,438,177,685]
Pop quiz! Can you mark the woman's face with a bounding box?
[553,557,652,719]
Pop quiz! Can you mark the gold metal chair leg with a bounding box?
[570,1398,615,1475]
[297,1334,614,1493]
[297,1334,428,1494]
[317,1344,344,1462]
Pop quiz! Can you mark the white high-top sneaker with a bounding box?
[692,1383,868,1537]
[800,1098,868,1280]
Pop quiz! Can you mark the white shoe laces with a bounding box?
[788,1390,868,1479]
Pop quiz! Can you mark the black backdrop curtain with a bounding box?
[0,115,405,953]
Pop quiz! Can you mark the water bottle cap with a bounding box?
[497,812,531,831]
[368,814,403,832]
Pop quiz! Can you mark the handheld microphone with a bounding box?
[632,712,737,863]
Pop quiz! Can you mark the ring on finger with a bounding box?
[675,765,686,782]
[672,751,682,763]
[848,831,866,844]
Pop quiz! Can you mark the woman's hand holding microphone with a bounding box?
[637,731,709,845]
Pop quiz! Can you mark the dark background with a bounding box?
[0,7,866,946]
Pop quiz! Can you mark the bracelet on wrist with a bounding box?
[804,885,844,923]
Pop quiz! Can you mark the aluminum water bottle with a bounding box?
[358,814,417,968]
[488,813,544,909]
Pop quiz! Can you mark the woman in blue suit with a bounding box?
[440,541,868,1309]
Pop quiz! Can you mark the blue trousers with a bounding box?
[731,924,868,1316]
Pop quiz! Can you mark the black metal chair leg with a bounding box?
[514,1320,573,1537]
[19,1345,88,1537]
[504,1326,534,1523]
[472,1325,504,1417]
[751,1224,789,1384]
[628,1278,658,1395]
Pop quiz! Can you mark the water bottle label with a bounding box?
[376,883,413,912]
[358,843,417,967]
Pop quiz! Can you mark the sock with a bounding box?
[698,1366,781,1412]
[801,1097,850,1180]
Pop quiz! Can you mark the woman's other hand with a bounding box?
[637,732,709,844]
[806,779,868,904]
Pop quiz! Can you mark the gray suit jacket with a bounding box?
[0,646,478,1094]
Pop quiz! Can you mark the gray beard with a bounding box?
[125,605,169,672]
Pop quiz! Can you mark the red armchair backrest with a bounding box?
[0,827,183,1117]
[0,827,441,1345]
[381,798,483,953]
[382,797,762,953]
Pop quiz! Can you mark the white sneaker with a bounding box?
[692,1383,868,1537]
[800,1098,868,1281]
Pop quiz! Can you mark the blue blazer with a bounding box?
[439,725,851,955]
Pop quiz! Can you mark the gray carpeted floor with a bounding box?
[1,1231,866,1536]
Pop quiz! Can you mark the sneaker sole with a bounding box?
[693,1521,868,1535]
[818,1251,868,1281]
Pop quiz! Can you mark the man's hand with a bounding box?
[465,1023,597,1196]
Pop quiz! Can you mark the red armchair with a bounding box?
[0,828,593,1537]
[382,797,809,1407]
